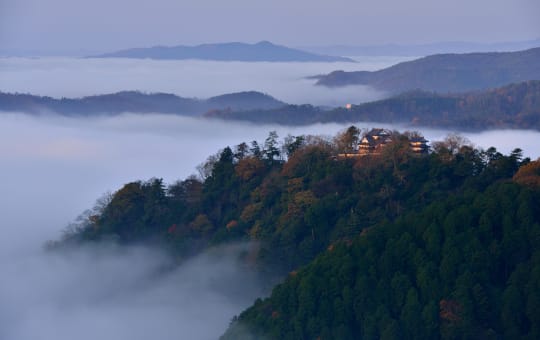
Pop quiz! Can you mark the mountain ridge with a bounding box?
[204,80,540,130]
[314,47,540,93]
[0,90,286,116]
[3,80,540,131]
[301,38,540,57]
[91,41,355,62]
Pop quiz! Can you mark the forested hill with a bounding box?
[322,80,540,129]
[53,127,540,339]
[0,90,285,116]
[314,47,540,93]
[206,80,540,130]
[223,167,540,339]
[4,81,540,131]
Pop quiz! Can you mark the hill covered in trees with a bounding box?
[52,127,540,339]
[206,80,540,130]
[0,90,285,116]
[313,47,540,93]
[4,81,540,131]
[222,164,540,339]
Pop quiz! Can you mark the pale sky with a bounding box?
[1,0,539,53]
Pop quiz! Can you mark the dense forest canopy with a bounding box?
[53,127,540,339]
[223,165,540,339]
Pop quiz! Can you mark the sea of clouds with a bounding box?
[1,112,539,340]
[0,56,416,106]
[1,56,539,340]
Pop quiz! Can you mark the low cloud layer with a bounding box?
[1,112,539,340]
[0,242,263,340]
[0,57,412,106]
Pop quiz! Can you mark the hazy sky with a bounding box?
[1,0,539,53]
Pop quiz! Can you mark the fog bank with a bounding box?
[0,242,262,340]
[1,112,539,340]
[0,56,414,106]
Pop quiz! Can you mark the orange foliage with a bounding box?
[188,214,213,235]
[235,157,265,181]
[513,159,540,187]
[240,203,263,223]
[226,220,238,230]
[287,177,304,194]
[287,190,317,218]
[281,144,330,178]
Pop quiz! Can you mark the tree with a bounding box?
[335,125,360,154]
[250,140,262,158]
[234,142,249,161]
[197,153,219,180]
[432,133,473,159]
[263,131,281,163]
[513,159,540,187]
[283,134,305,158]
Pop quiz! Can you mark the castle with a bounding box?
[340,128,429,158]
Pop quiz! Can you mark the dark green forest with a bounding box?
[223,163,540,340]
[55,127,540,339]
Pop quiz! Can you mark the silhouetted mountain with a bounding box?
[0,91,286,116]
[314,47,540,93]
[302,38,540,57]
[91,41,355,62]
[204,81,540,131]
[207,91,287,110]
[204,104,323,125]
[320,81,540,129]
[5,81,539,131]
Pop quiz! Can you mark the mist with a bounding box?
[0,56,416,107]
[0,242,263,340]
[1,112,539,340]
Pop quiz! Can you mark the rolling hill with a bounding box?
[0,90,285,116]
[205,81,540,130]
[314,47,540,93]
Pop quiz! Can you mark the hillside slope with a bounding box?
[50,126,539,339]
[222,160,540,339]
[206,81,540,130]
[314,47,540,93]
[0,90,285,116]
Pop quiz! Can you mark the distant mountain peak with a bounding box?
[255,40,274,46]
[90,41,355,62]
